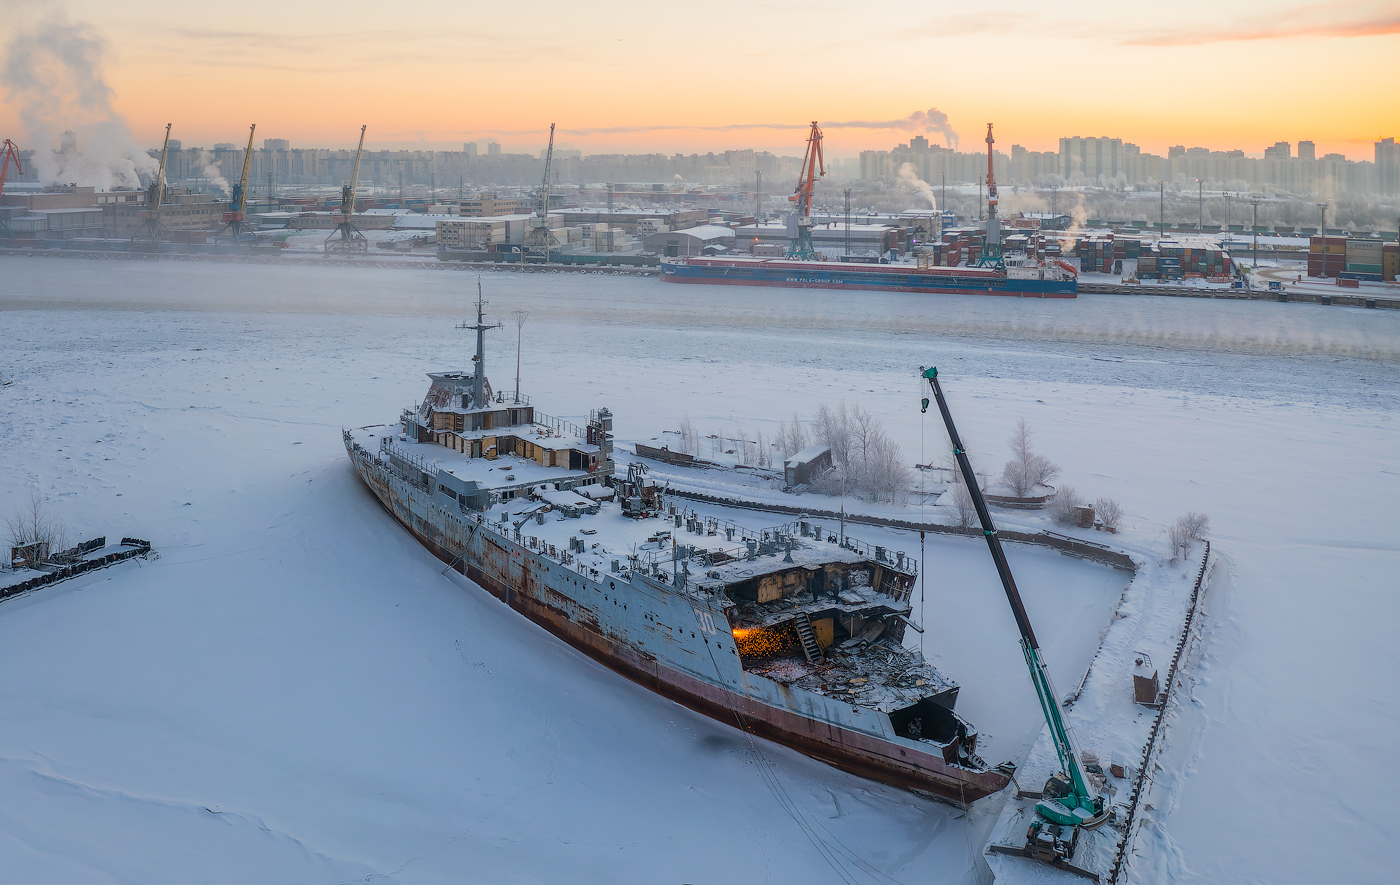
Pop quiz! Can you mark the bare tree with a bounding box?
[1180,512,1210,541]
[864,434,911,504]
[999,418,1061,497]
[774,412,809,459]
[813,401,853,473]
[1170,512,1210,556]
[850,403,881,469]
[1094,497,1123,532]
[6,492,67,566]
[678,416,700,456]
[1047,485,1084,525]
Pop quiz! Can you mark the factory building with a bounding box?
[643,224,735,256]
[459,195,531,217]
[556,208,708,233]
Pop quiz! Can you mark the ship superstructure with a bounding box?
[343,287,1010,802]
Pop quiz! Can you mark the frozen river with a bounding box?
[2,257,1397,883]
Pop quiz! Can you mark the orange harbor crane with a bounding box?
[786,120,825,259]
[0,139,22,237]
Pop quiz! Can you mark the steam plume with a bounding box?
[2,8,157,189]
[196,149,231,196]
[897,163,938,210]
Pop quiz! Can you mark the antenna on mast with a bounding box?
[456,276,502,408]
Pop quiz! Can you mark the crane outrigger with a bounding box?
[921,366,1109,879]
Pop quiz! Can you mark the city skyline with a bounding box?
[1,0,1397,163]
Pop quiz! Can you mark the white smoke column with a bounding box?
[897,163,937,210]
[1059,194,1090,252]
[196,149,231,196]
[2,8,157,189]
[903,107,959,150]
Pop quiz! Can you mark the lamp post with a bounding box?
[511,310,528,402]
[1251,200,1260,270]
[1319,203,1329,279]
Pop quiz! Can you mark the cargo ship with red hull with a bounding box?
[343,289,1011,804]
[661,255,1078,298]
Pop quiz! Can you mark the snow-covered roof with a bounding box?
[392,213,459,229]
[658,224,735,241]
[784,445,831,468]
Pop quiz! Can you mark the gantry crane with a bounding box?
[0,139,22,237]
[786,121,825,259]
[976,123,1003,267]
[921,366,1109,880]
[131,124,173,246]
[325,125,368,254]
[526,123,557,261]
[218,124,257,243]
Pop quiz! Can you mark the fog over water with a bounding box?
[5,258,1400,410]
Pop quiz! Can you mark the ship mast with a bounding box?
[457,278,502,408]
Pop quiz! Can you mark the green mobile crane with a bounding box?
[921,366,1109,879]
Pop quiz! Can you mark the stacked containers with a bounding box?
[1078,235,1115,273]
[1384,244,1399,283]
[1345,239,1383,280]
[1138,245,1159,279]
[1308,235,1345,279]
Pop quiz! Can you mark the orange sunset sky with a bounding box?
[2,0,1397,160]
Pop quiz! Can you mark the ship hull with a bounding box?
[661,257,1077,298]
[346,435,1010,803]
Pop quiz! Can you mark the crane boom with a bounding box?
[236,123,256,213]
[346,124,367,219]
[539,122,555,219]
[920,366,1105,837]
[152,123,172,214]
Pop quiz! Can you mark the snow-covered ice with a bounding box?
[2,257,1397,883]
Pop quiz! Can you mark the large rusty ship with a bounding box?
[343,292,1010,803]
